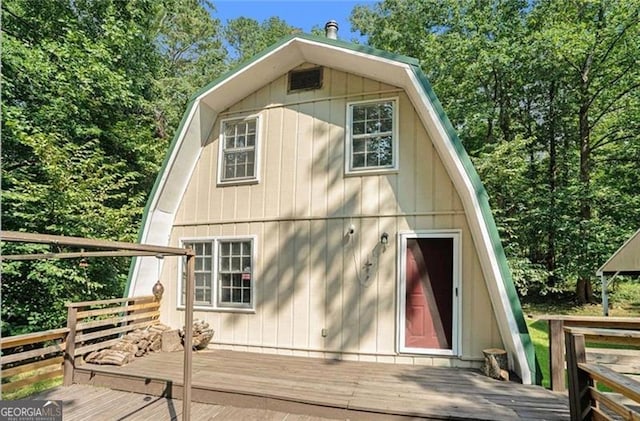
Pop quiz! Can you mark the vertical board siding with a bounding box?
[167,66,503,363]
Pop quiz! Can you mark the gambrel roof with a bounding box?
[126,34,537,384]
[597,228,640,276]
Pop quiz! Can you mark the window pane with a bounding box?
[232,242,241,254]
[353,153,365,168]
[380,117,392,132]
[242,289,251,303]
[379,136,393,165]
[230,274,238,287]
[195,273,204,287]
[352,122,365,135]
[366,153,379,167]
[195,289,204,302]
[366,120,380,134]
[221,287,231,302]
[220,273,231,287]
[353,139,365,153]
[232,289,241,302]
[232,257,241,271]
[242,257,251,270]
[366,105,379,119]
[224,165,234,179]
[353,106,365,121]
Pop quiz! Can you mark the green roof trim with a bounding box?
[410,66,540,384]
[125,32,539,384]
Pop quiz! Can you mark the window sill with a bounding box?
[345,168,399,177]
[217,178,259,187]
[177,305,255,314]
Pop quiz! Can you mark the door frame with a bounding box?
[397,230,462,356]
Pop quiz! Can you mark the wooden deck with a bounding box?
[34,384,339,420]
[73,350,570,420]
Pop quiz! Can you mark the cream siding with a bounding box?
[162,66,502,365]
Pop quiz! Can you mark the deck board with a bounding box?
[33,384,339,421]
[73,349,570,420]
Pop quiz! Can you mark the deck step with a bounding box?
[74,366,428,421]
[72,350,569,421]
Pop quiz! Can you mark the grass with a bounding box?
[526,318,552,389]
[2,375,63,400]
[524,280,640,389]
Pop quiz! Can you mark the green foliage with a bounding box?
[154,0,227,136]
[223,16,300,64]
[352,0,640,302]
[0,0,225,335]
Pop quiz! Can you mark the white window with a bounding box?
[218,116,260,184]
[180,237,255,311]
[346,98,398,173]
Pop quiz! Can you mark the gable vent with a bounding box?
[288,67,323,93]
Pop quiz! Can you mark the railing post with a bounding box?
[63,305,78,386]
[549,319,566,392]
[183,252,195,421]
[565,330,592,421]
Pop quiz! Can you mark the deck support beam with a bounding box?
[64,306,78,386]
[182,252,195,421]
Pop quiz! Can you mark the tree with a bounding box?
[223,16,299,64]
[530,0,640,302]
[351,0,640,302]
[153,0,227,138]
[1,0,163,334]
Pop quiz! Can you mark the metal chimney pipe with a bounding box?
[325,20,338,39]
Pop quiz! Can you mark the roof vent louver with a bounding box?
[288,67,323,93]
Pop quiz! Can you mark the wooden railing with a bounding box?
[0,296,160,395]
[541,315,640,392]
[565,326,640,421]
[1,327,69,394]
[64,295,160,385]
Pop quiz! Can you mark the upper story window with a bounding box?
[346,98,398,174]
[218,116,260,184]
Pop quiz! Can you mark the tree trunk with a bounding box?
[546,81,557,287]
[575,75,595,304]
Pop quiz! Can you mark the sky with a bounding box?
[212,1,377,40]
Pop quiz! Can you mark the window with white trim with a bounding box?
[346,99,397,173]
[219,117,258,183]
[180,238,254,310]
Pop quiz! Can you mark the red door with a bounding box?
[405,238,453,350]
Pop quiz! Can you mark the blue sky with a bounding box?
[212,1,377,40]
